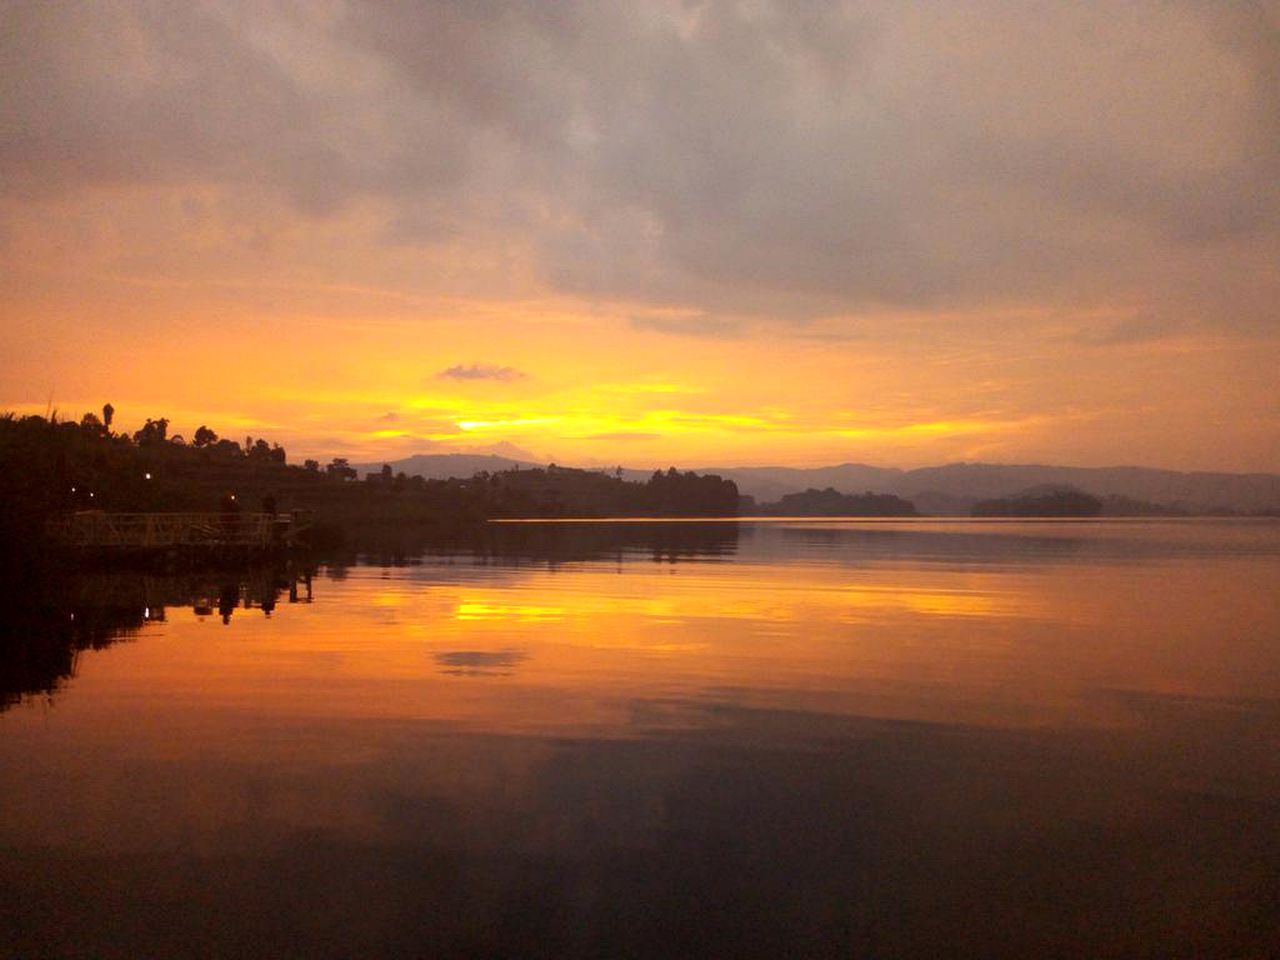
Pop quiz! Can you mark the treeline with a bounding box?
[0,410,486,567]
[747,487,918,517]
[0,410,743,565]
[971,488,1103,517]
[471,465,740,518]
[0,410,295,518]
[970,486,1220,518]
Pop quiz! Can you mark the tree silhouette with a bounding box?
[971,487,1102,517]
[132,417,170,446]
[326,457,357,480]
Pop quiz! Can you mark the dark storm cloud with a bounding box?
[437,363,527,382]
[3,0,1277,327]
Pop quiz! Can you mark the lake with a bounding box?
[2,519,1278,958]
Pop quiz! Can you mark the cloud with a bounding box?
[436,364,528,382]
[3,1,1277,333]
[1073,315,1190,347]
[630,314,744,338]
[576,432,662,442]
[347,0,1277,326]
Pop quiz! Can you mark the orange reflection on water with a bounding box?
[32,521,1277,744]
[454,601,568,623]
[3,523,1278,960]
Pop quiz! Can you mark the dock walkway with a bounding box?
[47,511,312,552]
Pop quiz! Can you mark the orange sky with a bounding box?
[2,2,1277,471]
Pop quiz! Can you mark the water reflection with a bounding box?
[755,517,1280,566]
[337,516,1280,576]
[0,587,144,712]
[336,518,741,571]
[0,563,315,711]
[192,568,313,624]
[434,649,530,676]
[0,520,1278,958]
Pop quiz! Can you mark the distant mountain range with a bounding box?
[699,463,1280,514]
[350,453,539,482]
[348,454,1280,515]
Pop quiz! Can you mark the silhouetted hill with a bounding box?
[752,487,918,517]
[892,464,1280,512]
[698,462,1280,515]
[349,453,540,481]
[340,451,1280,516]
[972,486,1103,518]
[482,465,739,518]
[0,412,502,563]
[694,464,904,504]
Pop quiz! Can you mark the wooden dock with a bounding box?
[47,511,313,553]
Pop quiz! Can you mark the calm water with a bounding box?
[2,519,1279,958]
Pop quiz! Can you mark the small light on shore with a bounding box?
[144,472,152,480]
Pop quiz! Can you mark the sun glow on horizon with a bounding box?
[2,2,1277,472]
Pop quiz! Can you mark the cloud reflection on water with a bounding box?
[1,520,1278,956]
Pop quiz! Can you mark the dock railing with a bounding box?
[47,511,312,550]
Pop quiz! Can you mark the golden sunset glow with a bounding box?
[45,543,1275,741]
[2,2,1276,472]
[4,8,1279,952]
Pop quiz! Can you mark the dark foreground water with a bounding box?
[2,519,1278,958]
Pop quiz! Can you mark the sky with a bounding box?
[2,0,1278,471]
